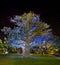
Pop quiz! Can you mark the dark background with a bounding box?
[0,0,60,39]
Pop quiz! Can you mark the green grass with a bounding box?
[0,55,60,65]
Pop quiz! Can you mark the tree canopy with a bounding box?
[1,11,54,57]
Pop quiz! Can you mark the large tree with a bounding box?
[1,11,52,58]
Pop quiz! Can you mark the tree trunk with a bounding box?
[22,42,30,58]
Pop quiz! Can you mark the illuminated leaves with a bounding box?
[1,11,52,45]
[0,39,4,48]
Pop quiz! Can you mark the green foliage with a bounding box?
[0,39,4,48]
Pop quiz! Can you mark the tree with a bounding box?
[0,39,4,48]
[0,39,4,53]
[53,36,60,55]
[1,11,52,58]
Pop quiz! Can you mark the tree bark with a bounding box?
[22,42,30,58]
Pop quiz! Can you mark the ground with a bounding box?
[0,54,60,65]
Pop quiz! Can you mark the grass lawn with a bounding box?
[0,55,60,65]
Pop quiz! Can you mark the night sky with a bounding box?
[0,0,60,40]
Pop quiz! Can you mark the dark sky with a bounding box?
[0,0,60,39]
